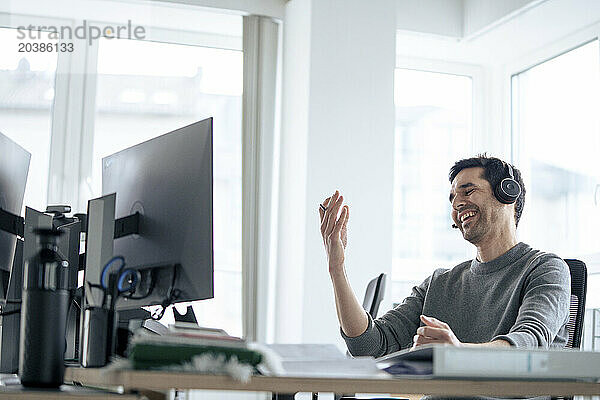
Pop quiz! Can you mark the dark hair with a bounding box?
[448,154,525,227]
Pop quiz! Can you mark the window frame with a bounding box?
[391,56,484,287]
[507,22,600,165]
[395,56,485,152]
[507,23,600,274]
[79,18,255,338]
[70,19,244,213]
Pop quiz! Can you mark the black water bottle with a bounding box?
[19,228,71,387]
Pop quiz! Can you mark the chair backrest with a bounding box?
[564,259,587,349]
[362,273,386,319]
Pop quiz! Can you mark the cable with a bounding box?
[151,266,181,321]
[87,283,104,290]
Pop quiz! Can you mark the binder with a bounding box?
[376,344,600,381]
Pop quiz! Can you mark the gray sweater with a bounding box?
[343,242,571,357]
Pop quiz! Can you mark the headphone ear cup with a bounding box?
[495,178,521,204]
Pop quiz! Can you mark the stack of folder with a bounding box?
[129,323,263,370]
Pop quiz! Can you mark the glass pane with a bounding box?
[512,40,600,276]
[586,274,600,310]
[92,35,243,336]
[0,27,58,211]
[392,69,473,299]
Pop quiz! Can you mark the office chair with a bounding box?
[563,259,587,350]
[363,273,387,318]
[553,259,587,400]
[343,273,387,360]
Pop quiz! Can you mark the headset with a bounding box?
[494,162,521,204]
[452,161,521,229]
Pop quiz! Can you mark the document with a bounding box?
[252,344,383,378]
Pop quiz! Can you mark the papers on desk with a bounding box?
[252,344,382,378]
[376,344,600,381]
[0,374,20,386]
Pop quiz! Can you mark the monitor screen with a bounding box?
[0,132,30,272]
[102,118,214,310]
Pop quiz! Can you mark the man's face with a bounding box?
[449,167,507,245]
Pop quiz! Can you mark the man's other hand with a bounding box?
[412,315,463,348]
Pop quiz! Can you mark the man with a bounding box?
[319,155,570,357]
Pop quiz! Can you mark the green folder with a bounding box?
[129,342,263,370]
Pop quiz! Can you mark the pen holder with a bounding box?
[80,306,109,368]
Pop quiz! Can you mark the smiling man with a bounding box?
[319,155,570,357]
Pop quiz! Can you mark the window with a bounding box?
[512,40,600,308]
[2,4,273,342]
[392,68,473,300]
[90,34,244,336]
[0,27,58,211]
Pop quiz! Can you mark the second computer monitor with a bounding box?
[102,118,214,309]
[0,132,30,273]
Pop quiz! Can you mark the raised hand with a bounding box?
[319,190,349,276]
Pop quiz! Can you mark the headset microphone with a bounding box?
[452,224,458,229]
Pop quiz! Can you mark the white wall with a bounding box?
[396,0,462,38]
[273,0,311,343]
[463,0,542,38]
[275,0,396,347]
[396,0,600,65]
[154,0,285,19]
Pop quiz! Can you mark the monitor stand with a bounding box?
[173,305,197,324]
[0,239,22,373]
[112,306,198,357]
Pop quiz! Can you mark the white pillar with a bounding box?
[275,0,396,347]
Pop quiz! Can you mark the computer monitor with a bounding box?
[0,132,30,373]
[0,132,30,274]
[102,118,214,310]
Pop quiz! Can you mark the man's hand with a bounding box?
[319,190,349,276]
[319,191,367,338]
[412,315,463,348]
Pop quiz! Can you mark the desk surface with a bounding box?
[66,368,600,397]
[0,384,141,399]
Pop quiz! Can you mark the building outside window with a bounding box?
[0,27,58,211]
[90,32,244,336]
